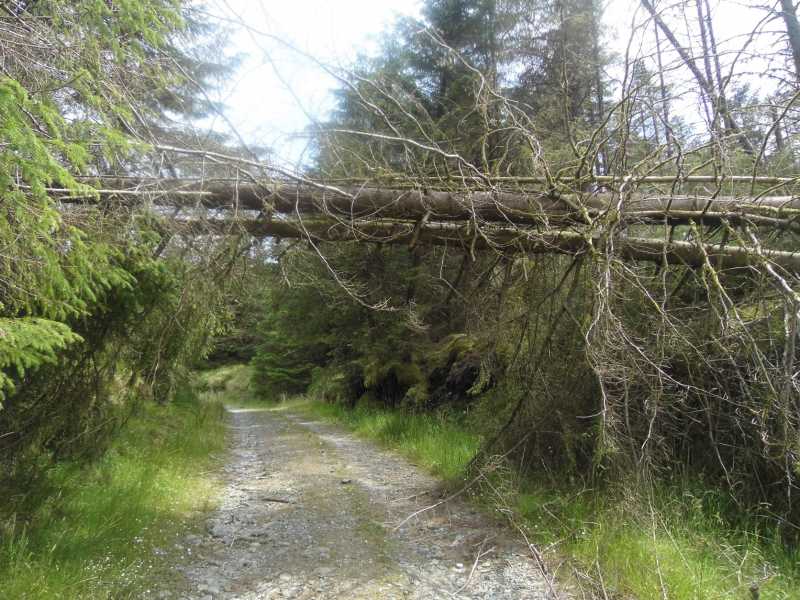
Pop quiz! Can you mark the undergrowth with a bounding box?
[0,387,226,599]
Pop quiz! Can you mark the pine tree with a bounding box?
[0,0,241,476]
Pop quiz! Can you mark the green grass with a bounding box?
[295,399,481,481]
[0,388,226,599]
[286,393,800,598]
[514,484,800,599]
[197,363,263,408]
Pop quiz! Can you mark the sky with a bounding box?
[202,0,781,166]
[204,0,423,165]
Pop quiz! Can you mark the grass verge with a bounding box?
[512,482,799,599]
[0,387,226,599]
[289,396,799,597]
[297,399,481,481]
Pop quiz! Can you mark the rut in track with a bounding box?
[160,408,563,599]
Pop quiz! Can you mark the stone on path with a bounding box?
[156,408,562,599]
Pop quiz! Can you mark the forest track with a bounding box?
[162,407,561,599]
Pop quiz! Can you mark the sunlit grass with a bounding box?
[0,389,226,599]
[515,484,799,598]
[198,363,267,410]
[294,399,480,482]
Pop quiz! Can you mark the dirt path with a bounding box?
[165,408,560,599]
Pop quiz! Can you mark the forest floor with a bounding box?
[157,407,561,600]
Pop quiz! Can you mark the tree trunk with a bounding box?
[780,0,800,81]
[184,217,800,273]
[64,179,800,230]
[654,23,675,155]
[640,0,754,154]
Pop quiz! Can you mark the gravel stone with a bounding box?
[160,408,564,599]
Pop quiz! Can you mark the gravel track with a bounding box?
[164,408,561,599]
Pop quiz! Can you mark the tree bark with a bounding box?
[780,0,800,81]
[182,217,800,273]
[61,179,800,229]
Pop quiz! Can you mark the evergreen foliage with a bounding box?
[0,0,241,486]
[0,318,81,403]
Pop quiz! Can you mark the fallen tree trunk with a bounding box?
[53,179,800,230]
[177,217,800,273]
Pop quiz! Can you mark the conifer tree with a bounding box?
[0,0,241,476]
